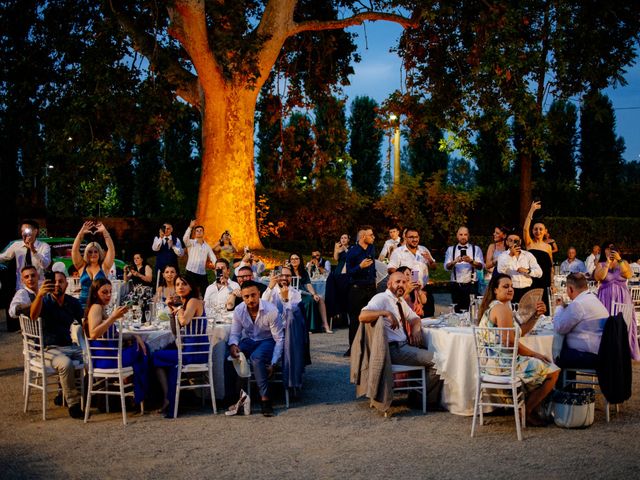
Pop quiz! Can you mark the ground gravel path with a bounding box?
[1,320,639,479]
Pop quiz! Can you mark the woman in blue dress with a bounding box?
[84,278,149,410]
[152,275,207,417]
[72,221,116,307]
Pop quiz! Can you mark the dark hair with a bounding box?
[194,225,205,231]
[240,280,261,292]
[599,240,614,262]
[566,272,588,290]
[132,252,148,268]
[21,219,39,231]
[83,277,112,336]
[238,265,253,275]
[159,264,179,288]
[175,274,199,300]
[219,231,231,246]
[20,265,37,275]
[404,227,419,236]
[478,273,512,320]
[289,253,309,282]
[216,258,230,269]
[396,265,411,274]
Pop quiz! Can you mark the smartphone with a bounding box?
[44,271,56,283]
[460,248,467,257]
[411,270,420,283]
[512,239,521,247]
[274,266,282,276]
[215,268,223,281]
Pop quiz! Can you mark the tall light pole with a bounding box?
[389,114,401,187]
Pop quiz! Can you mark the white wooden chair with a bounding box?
[471,325,526,441]
[629,287,640,322]
[611,301,634,330]
[389,364,427,415]
[19,315,84,420]
[82,320,136,425]
[173,316,216,418]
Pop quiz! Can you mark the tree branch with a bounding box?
[292,11,419,35]
[109,0,201,108]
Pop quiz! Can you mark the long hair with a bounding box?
[478,273,511,320]
[159,264,179,288]
[599,240,614,265]
[83,277,111,336]
[289,253,310,282]
[175,274,199,302]
[83,241,106,265]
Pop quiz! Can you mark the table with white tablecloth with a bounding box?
[422,325,554,416]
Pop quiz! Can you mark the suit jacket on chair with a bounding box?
[597,313,632,404]
[350,318,393,412]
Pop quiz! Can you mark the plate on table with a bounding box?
[422,318,444,327]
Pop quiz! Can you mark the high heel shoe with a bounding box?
[226,389,250,416]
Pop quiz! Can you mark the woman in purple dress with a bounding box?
[594,241,639,360]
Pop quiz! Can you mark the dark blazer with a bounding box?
[596,313,632,404]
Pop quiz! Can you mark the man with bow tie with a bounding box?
[444,226,485,313]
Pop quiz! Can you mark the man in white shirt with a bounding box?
[0,219,51,291]
[496,232,542,302]
[183,220,217,299]
[560,247,587,275]
[387,227,436,286]
[378,226,401,262]
[444,227,484,312]
[553,272,609,370]
[584,245,601,277]
[234,251,266,279]
[228,281,284,416]
[203,258,239,314]
[306,251,331,277]
[9,266,39,319]
[359,272,442,405]
[262,266,302,313]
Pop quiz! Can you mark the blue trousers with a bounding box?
[239,338,275,398]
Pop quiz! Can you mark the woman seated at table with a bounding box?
[84,278,149,410]
[396,266,427,317]
[477,273,560,426]
[155,264,178,303]
[124,252,153,288]
[152,275,208,417]
[289,253,332,333]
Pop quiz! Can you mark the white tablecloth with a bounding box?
[422,326,554,416]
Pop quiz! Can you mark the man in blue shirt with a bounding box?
[345,225,377,357]
[30,271,84,419]
[560,247,587,275]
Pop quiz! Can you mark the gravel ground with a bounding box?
[1,309,639,479]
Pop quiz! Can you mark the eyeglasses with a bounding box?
[290,257,300,261]
[281,274,292,278]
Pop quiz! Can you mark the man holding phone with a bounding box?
[444,227,485,312]
[262,265,302,313]
[0,219,51,292]
[30,270,85,418]
[151,222,184,275]
[203,258,239,313]
[497,231,543,302]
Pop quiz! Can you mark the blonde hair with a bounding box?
[83,242,105,265]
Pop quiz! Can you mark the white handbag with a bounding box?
[551,388,595,428]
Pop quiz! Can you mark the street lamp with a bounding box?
[389,114,401,187]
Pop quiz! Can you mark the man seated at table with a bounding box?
[553,272,608,370]
[560,247,587,275]
[9,266,40,320]
[228,280,284,416]
[306,251,331,277]
[204,258,239,313]
[226,266,267,310]
[30,271,85,418]
[262,266,302,313]
[359,272,442,405]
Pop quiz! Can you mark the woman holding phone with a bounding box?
[594,241,639,360]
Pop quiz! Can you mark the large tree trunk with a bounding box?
[196,87,264,249]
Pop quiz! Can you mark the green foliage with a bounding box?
[349,96,383,197]
[314,96,350,179]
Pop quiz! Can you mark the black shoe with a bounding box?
[261,400,274,417]
[54,393,63,406]
[68,404,83,419]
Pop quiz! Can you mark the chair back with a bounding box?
[290,276,300,290]
[85,321,124,372]
[472,325,520,380]
[175,316,211,367]
[611,302,633,329]
[19,315,46,372]
[629,286,640,307]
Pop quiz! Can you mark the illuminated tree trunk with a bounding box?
[197,88,263,249]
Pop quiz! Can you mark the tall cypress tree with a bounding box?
[314,95,348,179]
[407,124,449,179]
[349,96,382,197]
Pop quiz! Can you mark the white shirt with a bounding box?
[379,238,400,261]
[9,287,36,318]
[496,250,542,288]
[151,235,184,256]
[229,299,284,365]
[553,290,609,354]
[584,254,600,276]
[203,279,240,312]
[387,245,435,285]
[182,228,217,275]
[262,284,302,312]
[362,289,418,343]
[444,244,485,284]
[0,239,51,290]
[560,258,587,275]
[234,260,266,279]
